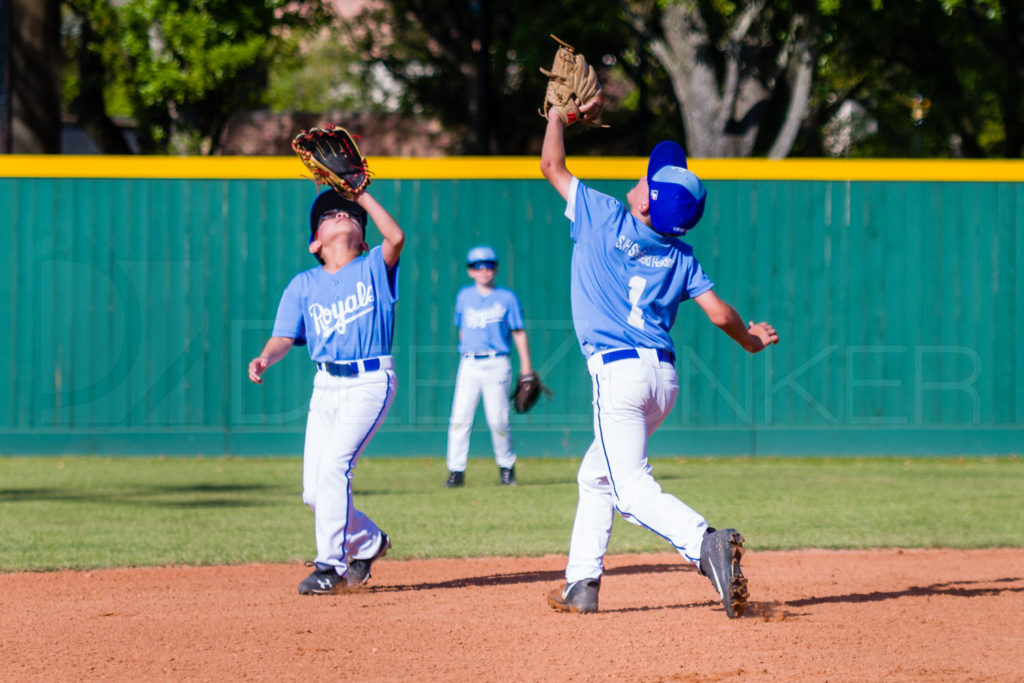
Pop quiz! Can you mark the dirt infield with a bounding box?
[2,548,1022,681]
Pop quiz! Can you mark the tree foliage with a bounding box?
[62,0,329,154]
[52,0,1023,157]
[345,0,647,155]
[345,0,1021,157]
[622,0,821,158]
[343,0,830,157]
[813,0,1022,157]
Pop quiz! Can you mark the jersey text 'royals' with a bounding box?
[464,302,508,329]
[308,281,375,337]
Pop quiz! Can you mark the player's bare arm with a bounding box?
[357,191,405,270]
[541,98,603,200]
[693,290,779,353]
[511,329,534,375]
[248,336,295,384]
[540,113,573,200]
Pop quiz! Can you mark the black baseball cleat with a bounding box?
[547,578,600,614]
[347,531,391,587]
[297,562,348,595]
[699,527,749,618]
[445,471,465,487]
[499,465,517,486]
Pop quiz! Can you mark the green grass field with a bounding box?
[1,455,1021,572]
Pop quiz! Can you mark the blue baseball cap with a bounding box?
[647,141,707,236]
[466,244,498,266]
[309,189,367,243]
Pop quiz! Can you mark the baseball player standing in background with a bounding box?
[248,187,405,595]
[539,101,778,617]
[445,245,535,487]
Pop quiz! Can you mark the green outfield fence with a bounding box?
[1,156,1022,457]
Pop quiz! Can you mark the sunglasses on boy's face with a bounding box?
[319,209,354,225]
[469,261,496,270]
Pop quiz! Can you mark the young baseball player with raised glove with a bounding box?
[539,53,778,618]
[444,245,537,487]
[248,164,405,594]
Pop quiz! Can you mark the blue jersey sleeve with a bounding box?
[272,275,307,345]
[570,180,626,243]
[505,290,525,330]
[453,287,467,328]
[685,256,714,300]
[368,246,399,304]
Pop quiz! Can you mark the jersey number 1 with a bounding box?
[627,276,647,329]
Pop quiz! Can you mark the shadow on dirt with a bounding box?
[363,567,1024,624]
[786,577,1024,607]
[366,561,694,593]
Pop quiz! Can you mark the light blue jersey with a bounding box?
[453,286,524,354]
[272,245,399,362]
[566,177,713,357]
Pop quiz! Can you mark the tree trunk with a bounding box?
[70,13,133,155]
[644,1,815,159]
[648,5,720,157]
[1,0,11,152]
[768,35,814,159]
[10,0,60,153]
[1000,0,1022,157]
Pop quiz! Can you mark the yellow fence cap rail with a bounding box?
[1,155,1023,182]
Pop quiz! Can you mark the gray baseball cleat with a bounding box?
[698,527,749,618]
[499,465,517,486]
[347,531,391,587]
[547,578,600,614]
[297,562,349,595]
[445,471,465,487]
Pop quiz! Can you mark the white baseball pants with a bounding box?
[302,363,396,574]
[565,348,709,583]
[446,355,516,472]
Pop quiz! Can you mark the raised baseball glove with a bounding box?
[539,35,605,128]
[292,124,371,200]
[512,372,552,414]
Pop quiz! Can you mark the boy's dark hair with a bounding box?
[309,190,368,239]
[308,190,369,264]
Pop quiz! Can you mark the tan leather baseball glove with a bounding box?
[539,35,605,128]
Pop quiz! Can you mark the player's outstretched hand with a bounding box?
[578,95,604,122]
[748,321,779,350]
[547,95,602,124]
[248,356,269,384]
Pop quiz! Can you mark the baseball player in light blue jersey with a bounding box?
[445,245,535,487]
[248,188,405,595]
[540,102,779,618]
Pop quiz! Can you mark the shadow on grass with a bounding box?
[354,476,582,495]
[0,483,291,508]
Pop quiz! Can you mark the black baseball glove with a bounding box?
[511,372,552,413]
[292,124,371,200]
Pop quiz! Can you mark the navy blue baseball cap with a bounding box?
[647,141,707,236]
[309,189,367,243]
[466,244,498,267]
